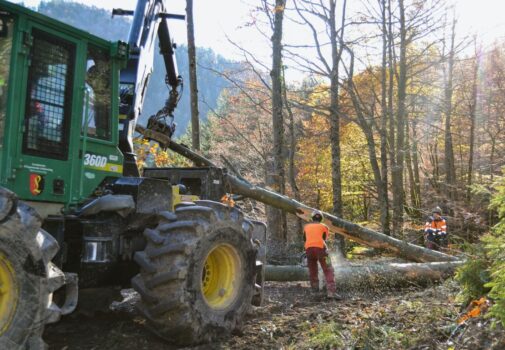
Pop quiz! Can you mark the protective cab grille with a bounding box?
[23,29,74,160]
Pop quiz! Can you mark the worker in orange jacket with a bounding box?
[424,206,448,250]
[303,210,341,300]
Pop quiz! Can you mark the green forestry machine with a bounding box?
[0,0,267,348]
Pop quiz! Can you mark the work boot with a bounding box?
[326,292,342,300]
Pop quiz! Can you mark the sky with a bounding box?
[10,0,505,76]
[11,0,256,58]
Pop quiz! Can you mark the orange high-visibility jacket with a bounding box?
[424,217,447,234]
[303,223,329,249]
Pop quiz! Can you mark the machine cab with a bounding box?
[0,1,127,211]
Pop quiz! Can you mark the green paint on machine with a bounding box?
[0,0,127,208]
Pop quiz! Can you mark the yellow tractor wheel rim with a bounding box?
[201,243,241,309]
[0,253,17,335]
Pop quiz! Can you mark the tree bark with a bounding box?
[268,0,288,241]
[186,0,200,151]
[264,262,464,289]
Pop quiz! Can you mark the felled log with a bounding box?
[265,261,464,290]
[137,126,458,264]
[228,176,458,263]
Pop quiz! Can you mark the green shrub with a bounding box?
[458,177,505,326]
[482,232,505,325]
[455,175,505,326]
[455,256,491,304]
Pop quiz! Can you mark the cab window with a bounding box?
[84,45,111,141]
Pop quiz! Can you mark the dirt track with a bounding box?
[45,281,505,350]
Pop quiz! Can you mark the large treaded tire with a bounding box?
[0,188,64,350]
[132,200,257,345]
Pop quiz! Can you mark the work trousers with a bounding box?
[305,247,336,294]
[424,230,448,250]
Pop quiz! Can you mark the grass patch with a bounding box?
[307,322,344,349]
[353,322,408,349]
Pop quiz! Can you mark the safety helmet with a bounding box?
[311,209,323,222]
[432,206,442,215]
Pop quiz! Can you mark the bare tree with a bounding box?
[390,0,407,234]
[466,41,480,201]
[292,0,348,253]
[269,0,288,241]
[186,0,200,150]
[379,0,391,234]
[442,16,457,198]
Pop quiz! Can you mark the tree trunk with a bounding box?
[186,0,200,151]
[467,48,479,202]
[268,0,287,241]
[412,119,422,208]
[282,66,304,240]
[429,141,440,189]
[329,0,342,218]
[380,0,390,235]
[443,18,457,198]
[405,116,420,215]
[329,0,347,255]
[490,139,496,182]
[392,0,407,235]
[405,119,416,209]
[228,175,458,263]
[387,0,399,234]
[264,262,463,289]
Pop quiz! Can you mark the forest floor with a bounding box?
[45,278,505,350]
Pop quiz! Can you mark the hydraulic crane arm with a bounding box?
[114,0,184,176]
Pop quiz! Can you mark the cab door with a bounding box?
[7,23,83,204]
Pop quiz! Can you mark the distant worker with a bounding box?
[424,206,448,251]
[303,210,341,300]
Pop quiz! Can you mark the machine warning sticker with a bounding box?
[24,163,53,174]
[29,173,45,196]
